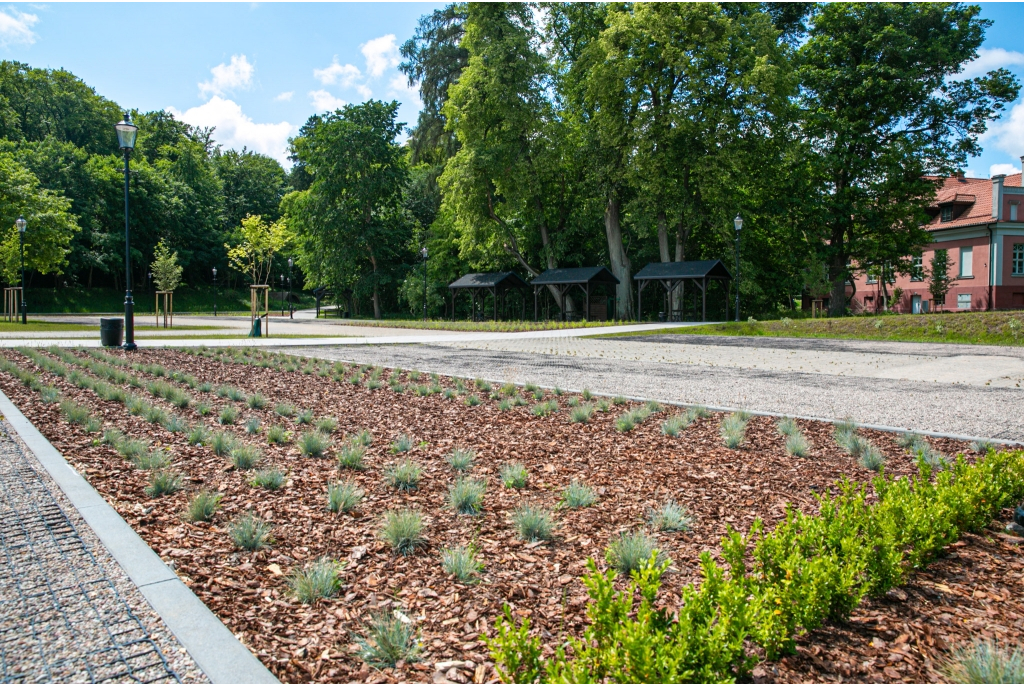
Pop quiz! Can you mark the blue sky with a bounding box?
[1,2,1022,176]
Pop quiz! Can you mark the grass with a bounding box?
[448,477,486,515]
[132,450,172,471]
[379,509,426,555]
[40,386,60,403]
[464,394,481,407]
[298,430,332,458]
[661,414,690,437]
[385,459,423,491]
[116,438,150,461]
[218,405,238,425]
[777,417,799,437]
[446,447,475,471]
[440,545,484,584]
[228,513,274,550]
[229,444,262,470]
[720,412,748,448]
[289,558,342,604]
[245,417,261,434]
[185,490,222,522]
[353,429,373,446]
[327,480,364,513]
[569,403,595,424]
[531,400,558,417]
[59,399,92,425]
[602,310,1024,346]
[246,393,268,410]
[315,416,339,434]
[250,468,284,490]
[650,500,692,532]
[266,425,288,444]
[512,503,554,542]
[336,440,367,470]
[858,444,886,471]
[605,531,664,574]
[943,639,1024,684]
[296,409,314,425]
[500,462,529,489]
[210,431,236,457]
[560,480,598,508]
[274,402,296,418]
[357,610,422,668]
[165,415,189,433]
[144,469,182,497]
[785,432,811,457]
[390,433,414,453]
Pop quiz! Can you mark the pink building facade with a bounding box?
[849,168,1024,313]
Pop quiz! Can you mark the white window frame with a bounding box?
[957,293,972,310]
[1014,243,1024,276]
[1012,202,1019,222]
[911,255,924,281]
[959,247,973,278]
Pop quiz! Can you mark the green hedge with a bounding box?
[488,451,1024,683]
[22,287,313,314]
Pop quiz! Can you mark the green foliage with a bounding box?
[298,430,331,458]
[274,402,296,417]
[266,424,288,444]
[386,459,423,490]
[785,432,811,458]
[229,513,274,551]
[379,508,426,555]
[132,449,171,471]
[229,444,262,470]
[246,393,268,410]
[150,239,182,292]
[650,500,692,532]
[441,544,484,584]
[512,503,554,542]
[357,610,422,668]
[144,469,182,498]
[499,462,528,489]
[390,433,414,453]
[720,412,748,448]
[463,393,481,407]
[531,400,557,417]
[217,405,238,425]
[336,440,367,470]
[40,385,60,403]
[445,447,475,471]
[187,423,210,446]
[289,558,343,604]
[59,399,91,425]
[560,480,598,509]
[606,531,665,574]
[569,403,595,424]
[210,431,236,457]
[244,416,261,434]
[448,477,486,515]
[315,416,338,433]
[185,489,222,522]
[250,468,284,490]
[943,639,1024,684]
[327,480,364,513]
[296,408,314,425]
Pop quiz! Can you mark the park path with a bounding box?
[0,417,204,683]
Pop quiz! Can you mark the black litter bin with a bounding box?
[100,317,123,347]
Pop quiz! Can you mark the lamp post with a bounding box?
[733,215,743,322]
[147,271,152,293]
[287,257,293,319]
[15,216,26,324]
[279,274,285,316]
[212,267,218,316]
[420,246,428,321]
[115,113,139,350]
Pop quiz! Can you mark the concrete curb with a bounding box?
[0,389,278,685]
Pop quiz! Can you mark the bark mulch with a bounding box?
[0,347,1019,684]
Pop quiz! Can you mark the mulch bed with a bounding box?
[0,347,1020,684]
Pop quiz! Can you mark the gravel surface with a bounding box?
[284,343,1024,441]
[0,417,206,683]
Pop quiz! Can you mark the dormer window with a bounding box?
[940,205,953,222]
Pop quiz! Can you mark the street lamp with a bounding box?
[115,112,139,350]
[212,267,218,316]
[279,274,285,316]
[147,271,152,293]
[420,246,428,321]
[287,257,293,319]
[15,216,26,324]
[733,214,743,322]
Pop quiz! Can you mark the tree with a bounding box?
[929,249,953,307]
[226,214,288,286]
[150,239,183,292]
[215,148,287,230]
[0,151,79,283]
[797,3,1018,316]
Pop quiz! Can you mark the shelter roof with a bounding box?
[634,260,732,281]
[448,272,529,289]
[531,266,620,286]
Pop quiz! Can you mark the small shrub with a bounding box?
[379,509,426,555]
[971,439,996,453]
[296,409,314,425]
[210,431,236,457]
[512,503,554,542]
[661,414,689,437]
[464,394,481,407]
[266,425,288,444]
[596,399,611,412]
[229,444,262,470]
[198,382,213,393]
[777,417,799,437]
[185,489,222,522]
[298,430,332,458]
[385,459,423,491]
[650,500,693,533]
[60,399,92,425]
[498,398,513,411]
[315,416,338,434]
[532,389,545,401]
[126,395,149,417]
[117,438,150,461]
[606,531,664,574]
[336,441,367,470]
[566,396,580,408]
[448,477,486,515]
[144,469,182,497]
[500,462,529,489]
[446,448,475,471]
[553,386,563,396]
[720,412,747,448]
[354,429,373,446]
[357,610,422,668]
[443,388,456,400]
[390,433,414,453]
[250,468,284,490]
[84,417,102,434]
[289,558,342,604]
[524,382,538,392]
[785,432,811,458]
[218,405,238,425]
[474,378,491,392]
[247,393,268,409]
[612,395,627,405]
[165,415,188,433]
[441,545,484,583]
[531,400,557,417]
[943,639,1024,684]
[102,428,125,446]
[569,404,595,424]
[858,443,886,471]
[560,480,598,508]
[132,450,171,471]
[229,513,274,550]
[40,386,60,403]
[166,388,191,409]
[327,480,364,513]
[225,386,247,402]
[195,402,212,416]
[581,388,593,401]
[245,417,261,434]
[274,402,296,417]
[187,424,210,446]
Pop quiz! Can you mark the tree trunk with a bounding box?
[671,221,689,313]
[368,252,381,319]
[538,217,574,315]
[604,196,632,319]
[828,227,847,316]
[657,212,671,263]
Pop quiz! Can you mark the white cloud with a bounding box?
[274,91,293,102]
[309,90,347,112]
[167,97,295,166]
[0,8,38,46]
[313,58,362,86]
[983,98,1024,160]
[990,163,1020,177]
[960,48,1024,80]
[198,54,254,99]
[388,74,422,109]
[361,34,400,78]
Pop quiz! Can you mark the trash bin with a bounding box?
[100,317,123,347]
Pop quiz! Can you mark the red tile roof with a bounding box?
[925,173,1022,231]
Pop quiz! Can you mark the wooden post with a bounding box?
[4,287,21,322]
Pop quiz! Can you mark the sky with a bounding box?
[0,2,1023,176]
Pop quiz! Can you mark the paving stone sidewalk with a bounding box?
[0,418,205,683]
[286,343,1024,441]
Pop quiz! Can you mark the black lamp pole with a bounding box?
[16,216,26,324]
[280,274,285,316]
[115,113,139,350]
[733,214,743,322]
[287,257,293,319]
[420,246,428,321]
[212,267,218,316]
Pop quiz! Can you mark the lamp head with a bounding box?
[421,247,428,259]
[212,267,217,277]
[734,215,743,232]
[115,112,138,150]
[15,216,26,233]
[288,257,293,268]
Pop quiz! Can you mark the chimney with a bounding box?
[993,174,1006,220]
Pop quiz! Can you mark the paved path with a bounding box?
[0,418,204,683]
[284,334,1024,442]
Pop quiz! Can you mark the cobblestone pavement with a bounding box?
[285,341,1024,441]
[0,419,205,683]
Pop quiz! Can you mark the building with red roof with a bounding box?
[849,164,1024,313]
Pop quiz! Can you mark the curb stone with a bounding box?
[0,388,278,685]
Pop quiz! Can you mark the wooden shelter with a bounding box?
[448,272,530,321]
[531,267,620,321]
[634,260,732,322]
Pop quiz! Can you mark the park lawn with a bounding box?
[605,310,1024,346]
[323,318,627,332]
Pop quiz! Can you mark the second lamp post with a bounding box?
[733,214,743,322]
[16,216,26,324]
[115,113,139,350]
[420,246,428,321]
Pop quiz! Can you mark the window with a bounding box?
[1014,243,1024,276]
[941,205,953,222]
[866,270,877,284]
[911,256,924,281]
[1012,202,1019,222]
[959,247,973,278]
[957,293,972,310]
